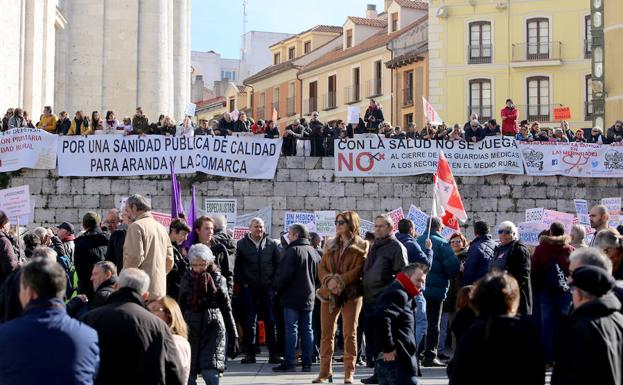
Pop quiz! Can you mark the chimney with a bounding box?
[366,4,378,18]
[384,0,392,12]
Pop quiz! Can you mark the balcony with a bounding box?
[303,98,317,115]
[516,103,562,123]
[466,105,493,122]
[468,44,492,64]
[402,88,414,107]
[323,92,337,110]
[511,41,562,67]
[344,85,361,104]
[585,101,593,121]
[287,96,296,116]
[584,39,592,59]
[366,79,382,98]
[256,106,265,121]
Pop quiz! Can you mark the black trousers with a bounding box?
[424,299,443,361]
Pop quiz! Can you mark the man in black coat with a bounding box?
[74,212,109,299]
[272,224,319,372]
[67,261,117,318]
[235,217,281,364]
[81,268,184,385]
[552,266,623,385]
[375,263,428,385]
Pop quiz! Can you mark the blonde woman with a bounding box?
[148,296,191,384]
[315,211,368,384]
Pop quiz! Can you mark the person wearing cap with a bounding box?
[56,222,76,262]
[551,265,623,385]
[74,212,109,299]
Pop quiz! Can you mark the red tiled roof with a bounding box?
[300,16,427,75]
[393,0,429,10]
[243,61,297,85]
[347,16,387,28]
[269,25,342,48]
[195,96,225,109]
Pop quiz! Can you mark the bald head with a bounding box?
[590,205,609,231]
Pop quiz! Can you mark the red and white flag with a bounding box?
[432,150,467,228]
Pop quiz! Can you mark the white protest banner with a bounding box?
[284,212,316,232]
[118,196,152,211]
[542,209,576,233]
[335,137,523,177]
[0,128,57,172]
[518,141,623,178]
[387,207,404,232]
[574,199,590,225]
[347,106,360,124]
[236,206,272,236]
[406,205,430,236]
[423,97,443,125]
[518,222,550,246]
[233,227,250,241]
[184,103,197,117]
[314,211,336,237]
[440,226,457,239]
[359,219,374,238]
[602,197,622,226]
[525,208,544,223]
[58,135,282,179]
[204,198,237,228]
[0,185,31,222]
[152,212,173,229]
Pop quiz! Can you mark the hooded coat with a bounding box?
[531,235,574,295]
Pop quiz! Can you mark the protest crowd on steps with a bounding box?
[0,190,622,385]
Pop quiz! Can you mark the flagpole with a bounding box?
[427,174,436,239]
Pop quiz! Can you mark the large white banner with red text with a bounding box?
[517,141,623,178]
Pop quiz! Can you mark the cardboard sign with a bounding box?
[233,227,250,241]
[387,207,405,233]
[347,106,360,124]
[204,198,237,229]
[0,185,31,220]
[542,209,575,233]
[518,222,550,246]
[601,197,622,226]
[525,208,544,223]
[314,211,336,237]
[553,106,571,121]
[184,102,196,117]
[574,199,590,225]
[359,219,374,239]
[406,205,430,237]
[284,212,316,232]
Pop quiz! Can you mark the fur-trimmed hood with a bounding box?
[325,235,369,256]
[538,234,569,246]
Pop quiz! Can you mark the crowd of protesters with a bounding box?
[0,196,622,385]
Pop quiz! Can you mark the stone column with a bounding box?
[173,0,190,120]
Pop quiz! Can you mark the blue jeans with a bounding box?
[188,369,219,385]
[376,360,419,385]
[240,286,277,355]
[283,307,313,367]
[414,293,427,351]
[540,291,572,364]
[438,312,449,353]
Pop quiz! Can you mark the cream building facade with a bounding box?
[428,0,592,128]
[603,0,623,125]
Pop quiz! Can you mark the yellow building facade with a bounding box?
[604,0,623,125]
[428,0,591,129]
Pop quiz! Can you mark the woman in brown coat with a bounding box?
[314,211,368,384]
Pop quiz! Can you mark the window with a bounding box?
[308,81,318,113]
[351,67,360,102]
[403,71,414,106]
[273,87,280,115]
[369,60,382,96]
[585,15,592,58]
[288,47,296,60]
[390,13,399,33]
[527,18,550,60]
[229,97,235,112]
[221,71,236,81]
[469,22,492,64]
[304,41,312,54]
[273,52,280,65]
[404,113,413,128]
[585,74,593,120]
[258,93,266,120]
[287,82,295,116]
[326,75,337,109]
[469,79,492,121]
[346,29,353,48]
[527,76,550,121]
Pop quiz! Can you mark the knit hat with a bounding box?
[571,265,615,297]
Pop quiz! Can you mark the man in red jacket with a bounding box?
[500,98,518,136]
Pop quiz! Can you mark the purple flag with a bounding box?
[182,185,197,250]
[171,163,184,219]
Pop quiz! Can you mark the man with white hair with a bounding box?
[123,194,174,299]
[81,268,184,385]
[212,214,237,274]
[491,221,532,316]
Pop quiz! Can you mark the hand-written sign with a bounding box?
[284,212,316,232]
[553,107,571,121]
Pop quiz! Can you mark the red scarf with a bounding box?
[396,272,420,297]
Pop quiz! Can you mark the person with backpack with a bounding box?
[531,222,574,366]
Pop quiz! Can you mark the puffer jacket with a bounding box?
[73,228,109,299]
[552,294,623,385]
[417,232,460,302]
[463,234,496,286]
[363,236,408,304]
[178,269,237,374]
[234,234,280,288]
[531,235,574,295]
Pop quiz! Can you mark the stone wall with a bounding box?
[9,156,623,238]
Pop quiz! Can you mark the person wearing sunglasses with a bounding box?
[315,211,368,384]
[491,221,533,317]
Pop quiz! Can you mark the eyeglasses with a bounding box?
[450,239,463,245]
[312,114,319,117]
[335,220,347,226]
[498,230,512,235]
[191,262,209,267]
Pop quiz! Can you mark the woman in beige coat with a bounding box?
[314,211,368,384]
